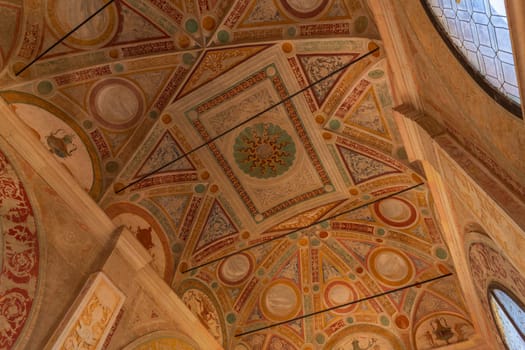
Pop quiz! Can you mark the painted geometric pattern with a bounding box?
[188,64,334,221]
[240,0,290,26]
[298,54,359,106]
[152,193,193,230]
[267,201,343,232]
[337,145,399,184]
[112,2,169,45]
[213,0,374,46]
[195,200,238,251]
[178,45,270,98]
[135,132,194,178]
[345,88,389,137]
[102,129,133,156]
[172,187,476,349]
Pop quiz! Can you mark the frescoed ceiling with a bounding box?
[0,1,479,349]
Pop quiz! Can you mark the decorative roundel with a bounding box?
[369,248,414,287]
[217,253,253,286]
[89,78,145,130]
[233,123,296,179]
[260,280,301,321]
[373,197,418,228]
[394,314,410,330]
[279,0,329,18]
[323,280,358,314]
[46,0,118,49]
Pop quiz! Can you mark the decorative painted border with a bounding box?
[0,148,40,349]
[188,65,333,221]
[51,272,125,350]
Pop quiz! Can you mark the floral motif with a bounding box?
[0,150,39,349]
[0,289,31,348]
[233,123,296,179]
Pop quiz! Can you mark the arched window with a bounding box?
[488,285,525,349]
[422,0,522,117]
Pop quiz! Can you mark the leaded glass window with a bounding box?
[489,286,525,349]
[423,0,521,115]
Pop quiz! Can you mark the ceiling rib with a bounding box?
[15,0,117,76]
[116,46,380,194]
[182,182,424,273]
[235,272,454,336]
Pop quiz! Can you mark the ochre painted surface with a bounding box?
[1,0,522,349]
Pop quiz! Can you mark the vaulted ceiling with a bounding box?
[0,0,479,349]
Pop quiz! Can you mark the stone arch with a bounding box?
[122,330,200,350]
[0,147,42,349]
[466,230,525,349]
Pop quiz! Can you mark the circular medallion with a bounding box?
[217,253,253,286]
[374,197,418,228]
[280,0,329,18]
[46,0,118,49]
[323,280,357,314]
[369,248,414,287]
[261,280,301,321]
[234,123,296,179]
[395,314,410,329]
[89,78,144,129]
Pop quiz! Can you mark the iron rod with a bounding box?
[182,182,423,273]
[15,0,117,76]
[235,272,454,337]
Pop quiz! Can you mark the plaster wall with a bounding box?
[369,0,525,205]
[393,102,525,350]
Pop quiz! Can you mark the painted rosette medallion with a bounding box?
[233,123,296,179]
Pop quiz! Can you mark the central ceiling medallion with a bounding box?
[233,123,296,179]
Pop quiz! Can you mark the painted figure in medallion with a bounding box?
[46,129,77,158]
